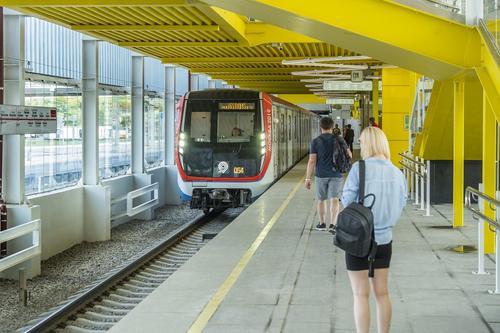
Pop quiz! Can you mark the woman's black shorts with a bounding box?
[345,242,392,271]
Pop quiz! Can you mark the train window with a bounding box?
[217,111,255,143]
[190,111,211,142]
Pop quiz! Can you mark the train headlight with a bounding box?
[179,140,185,148]
[260,141,266,147]
[260,133,266,140]
[180,132,186,140]
[261,147,266,155]
[179,147,184,155]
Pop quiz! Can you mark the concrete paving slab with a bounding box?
[108,164,500,333]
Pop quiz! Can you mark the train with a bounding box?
[175,89,320,212]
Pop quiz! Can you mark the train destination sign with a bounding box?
[0,104,57,135]
[219,102,255,110]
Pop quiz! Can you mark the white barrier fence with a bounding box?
[111,182,159,221]
[399,152,432,217]
[0,219,41,274]
[465,186,500,295]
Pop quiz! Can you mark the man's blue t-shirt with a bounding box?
[310,133,344,178]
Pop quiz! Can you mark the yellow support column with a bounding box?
[453,79,465,228]
[483,93,496,253]
[382,68,417,167]
[372,78,379,123]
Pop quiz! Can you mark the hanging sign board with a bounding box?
[0,104,57,135]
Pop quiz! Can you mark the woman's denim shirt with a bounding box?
[341,158,407,245]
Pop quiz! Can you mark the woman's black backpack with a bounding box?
[334,160,378,277]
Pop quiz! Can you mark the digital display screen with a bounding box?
[218,102,256,110]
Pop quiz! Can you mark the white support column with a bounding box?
[165,65,176,166]
[82,39,99,185]
[1,14,42,280]
[208,79,216,89]
[164,65,181,205]
[190,73,199,91]
[3,14,25,204]
[131,55,144,174]
[82,39,110,242]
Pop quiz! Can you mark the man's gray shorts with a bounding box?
[315,177,344,201]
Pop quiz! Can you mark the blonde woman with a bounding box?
[341,127,407,333]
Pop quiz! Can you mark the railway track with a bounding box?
[18,208,240,333]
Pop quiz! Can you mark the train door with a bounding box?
[279,109,286,175]
[287,109,293,168]
[272,105,279,178]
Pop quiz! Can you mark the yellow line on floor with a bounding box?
[188,176,305,333]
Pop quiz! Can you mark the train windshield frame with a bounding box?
[181,98,263,178]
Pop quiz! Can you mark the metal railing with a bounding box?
[465,186,500,294]
[111,182,159,221]
[399,152,432,216]
[0,219,41,274]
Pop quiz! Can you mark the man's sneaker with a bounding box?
[329,224,337,235]
[315,223,327,231]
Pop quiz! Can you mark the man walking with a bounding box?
[305,117,350,231]
[344,124,355,153]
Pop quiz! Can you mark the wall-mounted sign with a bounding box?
[0,104,57,135]
[404,114,410,130]
[351,70,364,82]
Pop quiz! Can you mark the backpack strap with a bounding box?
[358,160,365,204]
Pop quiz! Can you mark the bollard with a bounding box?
[489,191,500,294]
[414,157,420,206]
[19,269,29,306]
[419,157,425,211]
[424,160,432,217]
[473,184,488,275]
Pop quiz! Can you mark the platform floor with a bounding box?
[109,161,500,333]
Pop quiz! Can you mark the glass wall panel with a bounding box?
[25,80,83,194]
[484,0,499,49]
[98,89,132,179]
[144,93,165,169]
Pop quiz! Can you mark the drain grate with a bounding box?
[449,245,477,253]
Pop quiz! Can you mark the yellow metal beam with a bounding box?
[72,24,220,32]
[118,41,241,47]
[453,79,465,228]
[277,94,326,104]
[198,0,481,79]
[210,75,302,81]
[245,23,319,46]
[162,57,305,63]
[482,92,496,254]
[191,67,297,73]
[199,5,248,44]
[0,0,191,6]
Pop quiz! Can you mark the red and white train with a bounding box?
[176,89,320,211]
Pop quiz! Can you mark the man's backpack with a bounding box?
[332,136,352,173]
[334,160,378,277]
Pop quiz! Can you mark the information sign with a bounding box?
[0,104,57,135]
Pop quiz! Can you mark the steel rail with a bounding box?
[399,152,426,167]
[465,186,500,230]
[399,160,426,178]
[23,209,223,333]
[478,18,500,66]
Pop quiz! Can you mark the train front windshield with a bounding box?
[181,99,263,178]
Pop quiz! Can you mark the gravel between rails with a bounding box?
[0,204,200,333]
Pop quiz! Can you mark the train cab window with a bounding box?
[217,111,255,143]
[190,111,211,143]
